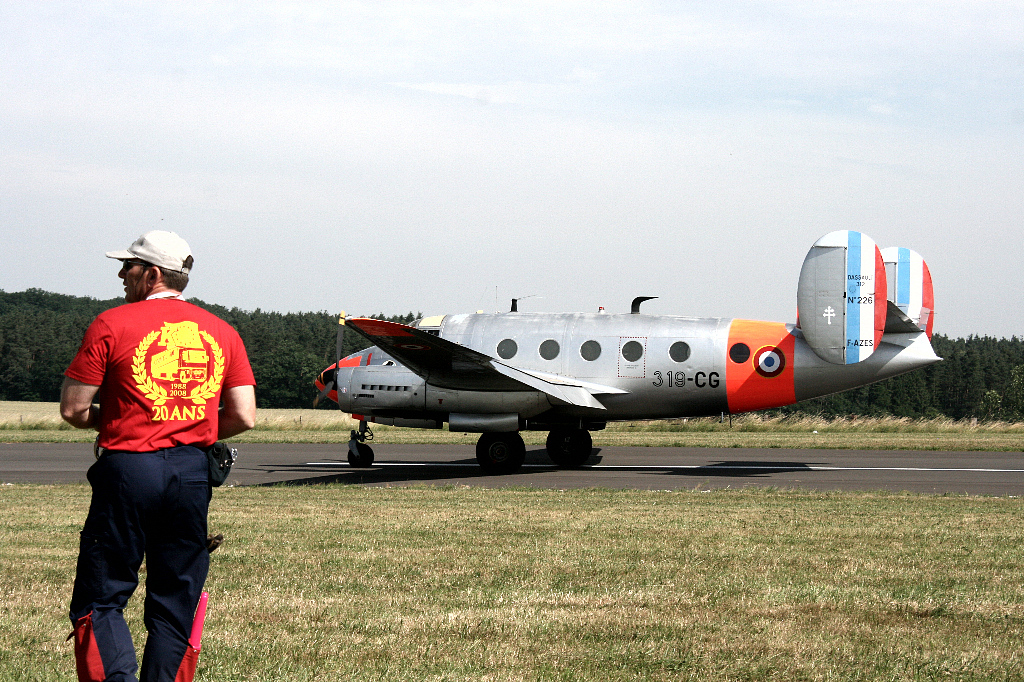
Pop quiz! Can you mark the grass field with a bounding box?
[3,402,1022,679]
[1,484,1022,681]
[2,401,1023,451]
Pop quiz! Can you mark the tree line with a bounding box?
[0,288,412,410]
[776,334,1024,421]
[2,288,1022,419]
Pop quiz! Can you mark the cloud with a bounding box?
[390,82,520,105]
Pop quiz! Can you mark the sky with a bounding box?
[2,1,1022,339]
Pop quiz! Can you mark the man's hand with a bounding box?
[60,377,101,429]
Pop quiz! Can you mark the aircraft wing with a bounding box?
[344,318,625,409]
[488,363,619,410]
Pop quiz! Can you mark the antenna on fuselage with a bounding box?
[510,295,538,312]
[631,296,658,314]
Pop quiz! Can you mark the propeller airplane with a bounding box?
[314,230,939,474]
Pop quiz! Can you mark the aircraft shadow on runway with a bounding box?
[252,448,591,486]
[672,461,816,477]
[252,448,817,486]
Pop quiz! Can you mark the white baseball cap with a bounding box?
[106,231,193,274]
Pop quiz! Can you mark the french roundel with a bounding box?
[754,346,786,378]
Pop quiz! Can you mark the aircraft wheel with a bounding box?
[348,441,374,468]
[476,432,525,474]
[546,428,593,468]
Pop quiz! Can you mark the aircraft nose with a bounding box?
[318,367,337,388]
[314,364,355,407]
[325,364,356,392]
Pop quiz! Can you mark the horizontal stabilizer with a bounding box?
[881,246,935,340]
[883,300,923,334]
[797,230,887,365]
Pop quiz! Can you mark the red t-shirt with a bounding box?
[65,298,256,451]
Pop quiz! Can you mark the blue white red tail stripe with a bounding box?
[881,246,935,340]
[845,231,863,363]
[842,231,883,364]
[896,247,912,309]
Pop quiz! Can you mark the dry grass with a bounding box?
[0,402,73,431]
[1,484,1022,681]
[2,402,1023,451]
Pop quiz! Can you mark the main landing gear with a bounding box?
[348,420,374,468]
[545,428,593,468]
[474,428,595,474]
[475,432,526,474]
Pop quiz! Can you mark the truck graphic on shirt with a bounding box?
[150,321,209,383]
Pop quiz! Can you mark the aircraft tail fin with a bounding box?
[881,246,935,340]
[798,232,936,365]
[797,230,887,365]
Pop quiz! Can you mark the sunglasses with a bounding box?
[121,259,152,269]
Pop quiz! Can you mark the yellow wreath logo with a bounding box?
[132,322,225,409]
[190,331,225,405]
[133,330,168,405]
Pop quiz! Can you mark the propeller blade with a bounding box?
[313,311,346,408]
[329,310,346,411]
[313,380,334,408]
[336,310,346,369]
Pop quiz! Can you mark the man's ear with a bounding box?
[145,265,162,287]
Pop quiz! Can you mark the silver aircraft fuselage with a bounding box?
[320,311,939,428]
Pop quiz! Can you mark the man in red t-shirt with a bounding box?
[61,231,256,682]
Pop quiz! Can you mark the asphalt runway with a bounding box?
[2,442,1023,495]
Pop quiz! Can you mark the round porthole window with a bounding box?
[669,341,691,363]
[497,338,518,359]
[729,343,751,364]
[621,340,644,362]
[539,339,560,360]
[580,340,601,361]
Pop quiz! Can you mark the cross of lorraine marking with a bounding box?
[823,306,836,325]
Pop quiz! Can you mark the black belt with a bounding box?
[92,438,203,460]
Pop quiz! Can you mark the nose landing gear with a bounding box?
[348,420,375,468]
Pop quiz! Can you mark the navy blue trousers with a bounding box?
[69,447,210,682]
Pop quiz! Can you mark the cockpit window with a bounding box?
[367,353,398,366]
